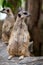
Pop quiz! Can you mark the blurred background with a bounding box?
[0,0,43,56]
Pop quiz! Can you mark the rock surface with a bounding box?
[0,40,43,65]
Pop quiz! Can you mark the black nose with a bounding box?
[3,8,5,11]
[18,14,21,17]
[0,8,5,13]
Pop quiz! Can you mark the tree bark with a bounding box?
[26,0,41,56]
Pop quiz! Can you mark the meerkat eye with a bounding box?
[18,14,21,17]
[7,9,9,13]
[23,12,27,15]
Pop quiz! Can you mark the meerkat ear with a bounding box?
[18,7,22,12]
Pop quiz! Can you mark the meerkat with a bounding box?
[7,10,32,60]
[1,7,15,44]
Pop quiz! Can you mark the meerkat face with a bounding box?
[0,8,7,20]
[0,7,13,20]
[0,7,12,15]
[18,10,31,19]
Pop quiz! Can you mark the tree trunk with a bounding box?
[26,0,41,56]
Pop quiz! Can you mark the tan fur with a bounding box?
[7,11,31,59]
[2,7,15,44]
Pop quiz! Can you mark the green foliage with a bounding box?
[2,0,22,13]
[0,0,4,6]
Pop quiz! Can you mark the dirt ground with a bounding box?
[0,40,43,65]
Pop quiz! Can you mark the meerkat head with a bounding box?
[0,7,13,15]
[16,10,31,23]
[17,10,31,19]
[0,7,14,20]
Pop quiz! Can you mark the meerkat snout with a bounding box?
[0,7,13,15]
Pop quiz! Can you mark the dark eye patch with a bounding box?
[23,12,27,15]
[7,9,9,13]
[18,14,21,17]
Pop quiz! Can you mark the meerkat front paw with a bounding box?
[8,55,13,60]
[19,55,24,60]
